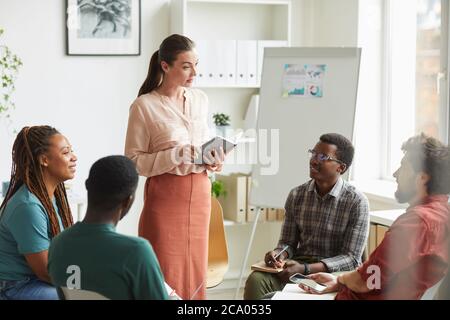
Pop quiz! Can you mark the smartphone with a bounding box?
[289,273,327,293]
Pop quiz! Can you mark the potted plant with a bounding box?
[0,27,22,124]
[1,27,22,197]
[210,179,226,222]
[212,113,231,137]
[211,180,227,199]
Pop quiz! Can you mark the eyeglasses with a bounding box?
[308,149,344,165]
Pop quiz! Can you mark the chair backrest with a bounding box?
[57,287,109,300]
[206,197,229,288]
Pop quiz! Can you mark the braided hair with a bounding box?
[0,126,73,237]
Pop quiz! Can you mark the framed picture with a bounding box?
[66,0,141,56]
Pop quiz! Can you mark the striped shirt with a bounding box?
[277,178,370,272]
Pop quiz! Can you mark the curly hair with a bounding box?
[402,133,450,195]
[0,126,73,237]
[320,133,355,173]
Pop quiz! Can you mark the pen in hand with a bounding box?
[268,245,289,267]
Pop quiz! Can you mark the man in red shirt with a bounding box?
[299,134,450,299]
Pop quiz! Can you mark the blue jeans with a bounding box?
[0,277,59,300]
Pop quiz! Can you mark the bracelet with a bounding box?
[303,263,311,275]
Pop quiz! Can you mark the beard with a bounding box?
[394,185,416,204]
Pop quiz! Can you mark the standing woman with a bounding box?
[0,126,77,300]
[125,34,224,300]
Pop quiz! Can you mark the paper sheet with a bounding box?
[282,64,326,98]
[272,283,337,300]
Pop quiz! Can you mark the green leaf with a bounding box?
[211,180,227,198]
[0,27,21,123]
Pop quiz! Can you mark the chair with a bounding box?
[206,197,229,288]
[57,287,109,300]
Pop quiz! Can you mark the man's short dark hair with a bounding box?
[85,155,139,211]
[319,133,354,173]
[402,134,450,195]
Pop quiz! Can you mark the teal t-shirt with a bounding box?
[48,222,168,300]
[0,185,63,281]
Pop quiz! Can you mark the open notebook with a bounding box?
[251,260,285,273]
[272,283,337,300]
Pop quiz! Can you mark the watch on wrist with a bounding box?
[303,263,311,275]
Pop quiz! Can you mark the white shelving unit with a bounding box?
[194,84,260,89]
[171,0,291,43]
[170,0,291,176]
[171,0,291,88]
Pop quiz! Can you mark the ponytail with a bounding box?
[137,34,196,97]
[138,50,163,97]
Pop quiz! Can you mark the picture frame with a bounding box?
[66,0,141,56]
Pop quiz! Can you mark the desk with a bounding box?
[370,209,404,227]
[368,209,404,255]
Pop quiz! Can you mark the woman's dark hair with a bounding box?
[138,34,195,96]
[319,133,355,173]
[0,126,73,237]
[402,133,450,195]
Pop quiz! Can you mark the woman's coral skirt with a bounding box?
[138,172,211,300]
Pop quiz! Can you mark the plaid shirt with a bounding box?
[277,178,370,272]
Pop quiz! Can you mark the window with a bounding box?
[383,0,449,179]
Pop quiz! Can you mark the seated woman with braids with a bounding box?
[0,126,77,300]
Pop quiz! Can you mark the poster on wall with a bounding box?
[66,0,141,56]
[282,64,326,98]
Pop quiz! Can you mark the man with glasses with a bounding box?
[244,133,369,300]
[299,134,449,300]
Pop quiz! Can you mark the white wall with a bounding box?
[1,0,402,293]
[295,0,386,183]
[353,0,384,181]
[0,0,173,235]
[297,0,359,47]
[0,0,304,236]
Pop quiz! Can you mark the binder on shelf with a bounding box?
[216,174,247,223]
[267,208,278,221]
[194,40,209,86]
[276,208,286,221]
[236,40,257,86]
[246,176,266,223]
[246,206,256,222]
[216,40,237,86]
[206,41,219,85]
[247,207,267,223]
